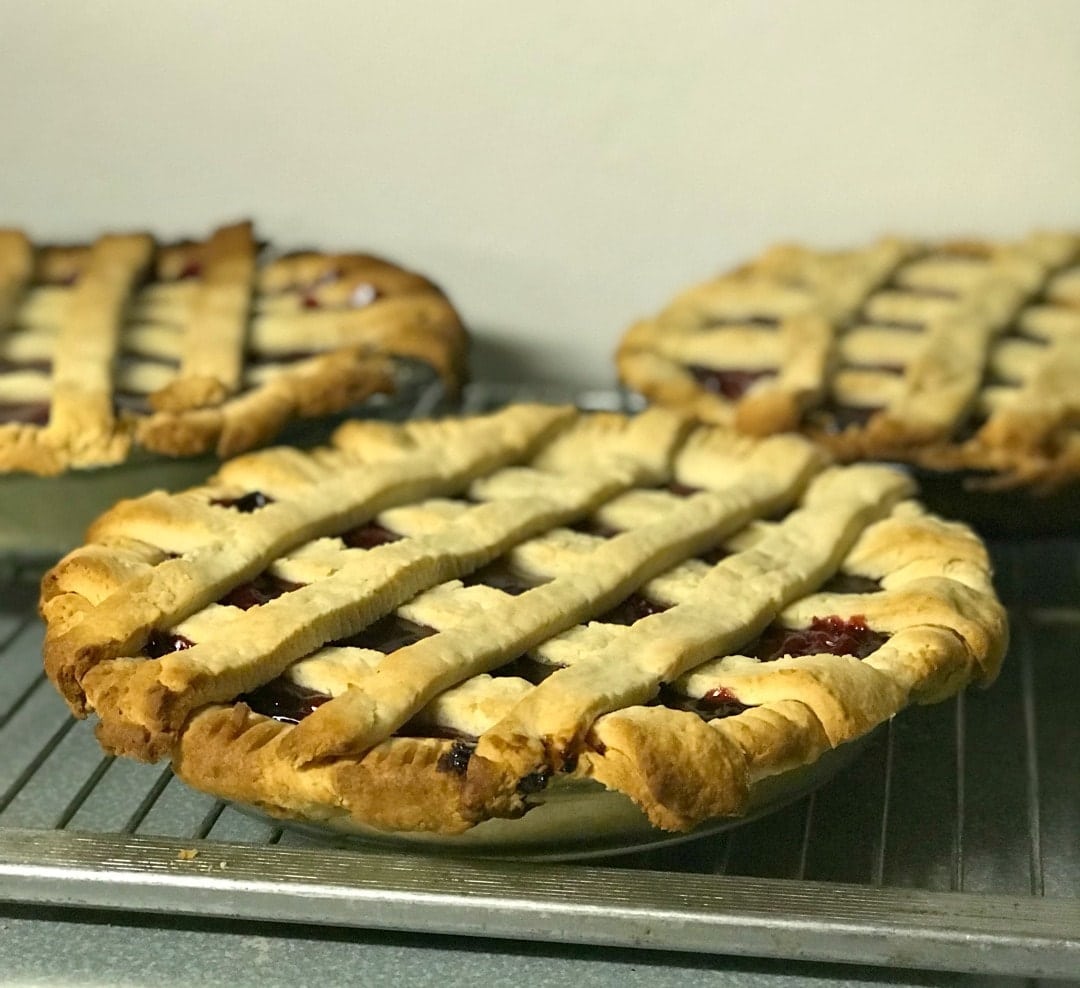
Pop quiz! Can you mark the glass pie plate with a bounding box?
[0,360,445,561]
[231,729,875,861]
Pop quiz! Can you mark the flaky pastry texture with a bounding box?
[41,404,1006,836]
[617,231,1080,490]
[0,221,467,475]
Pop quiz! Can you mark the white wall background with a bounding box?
[2,1,1079,386]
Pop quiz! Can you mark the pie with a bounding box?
[0,221,466,475]
[617,231,1080,490]
[40,405,1006,836]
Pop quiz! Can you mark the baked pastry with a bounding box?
[617,231,1080,490]
[40,405,1006,836]
[0,221,466,475]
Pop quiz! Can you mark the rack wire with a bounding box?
[0,383,1078,979]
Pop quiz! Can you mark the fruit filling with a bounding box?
[688,365,777,400]
[241,679,330,724]
[751,614,886,662]
[144,631,194,658]
[218,572,303,611]
[0,402,50,425]
[342,522,404,549]
[463,559,546,595]
[210,491,275,512]
[596,593,669,626]
[334,613,435,653]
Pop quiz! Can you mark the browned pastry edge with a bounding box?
[38,407,1007,837]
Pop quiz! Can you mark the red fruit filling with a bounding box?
[177,261,203,280]
[342,522,404,549]
[240,679,330,724]
[688,366,776,400]
[752,614,886,663]
[218,573,303,611]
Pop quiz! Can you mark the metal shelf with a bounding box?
[0,384,1077,979]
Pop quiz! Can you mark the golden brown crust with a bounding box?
[618,231,1080,490]
[40,407,1008,837]
[0,223,468,476]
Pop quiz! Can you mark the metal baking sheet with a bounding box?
[0,384,1078,978]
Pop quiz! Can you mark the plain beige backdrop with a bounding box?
[2,0,1079,385]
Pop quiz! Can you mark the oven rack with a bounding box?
[0,382,1077,980]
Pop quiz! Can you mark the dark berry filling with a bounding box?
[342,522,404,549]
[241,678,330,724]
[462,559,545,596]
[0,402,50,425]
[569,518,622,539]
[144,631,195,658]
[821,573,883,595]
[689,365,776,400]
[517,769,551,795]
[211,491,275,512]
[177,261,203,280]
[596,593,669,626]
[334,613,435,653]
[668,481,702,497]
[751,614,886,662]
[436,740,476,775]
[218,572,303,610]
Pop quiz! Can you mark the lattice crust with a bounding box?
[40,405,1007,835]
[617,231,1080,489]
[0,221,467,475]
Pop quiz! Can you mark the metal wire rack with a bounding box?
[0,382,1077,980]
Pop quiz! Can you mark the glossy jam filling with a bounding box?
[210,491,275,512]
[144,631,195,658]
[436,740,476,775]
[342,522,404,550]
[241,679,330,724]
[218,572,303,610]
[751,614,887,662]
[334,613,435,653]
[596,593,669,626]
[688,365,776,400]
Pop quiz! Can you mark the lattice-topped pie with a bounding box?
[618,231,1080,489]
[0,221,466,475]
[41,405,1006,837]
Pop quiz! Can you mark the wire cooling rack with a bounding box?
[0,383,1077,980]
